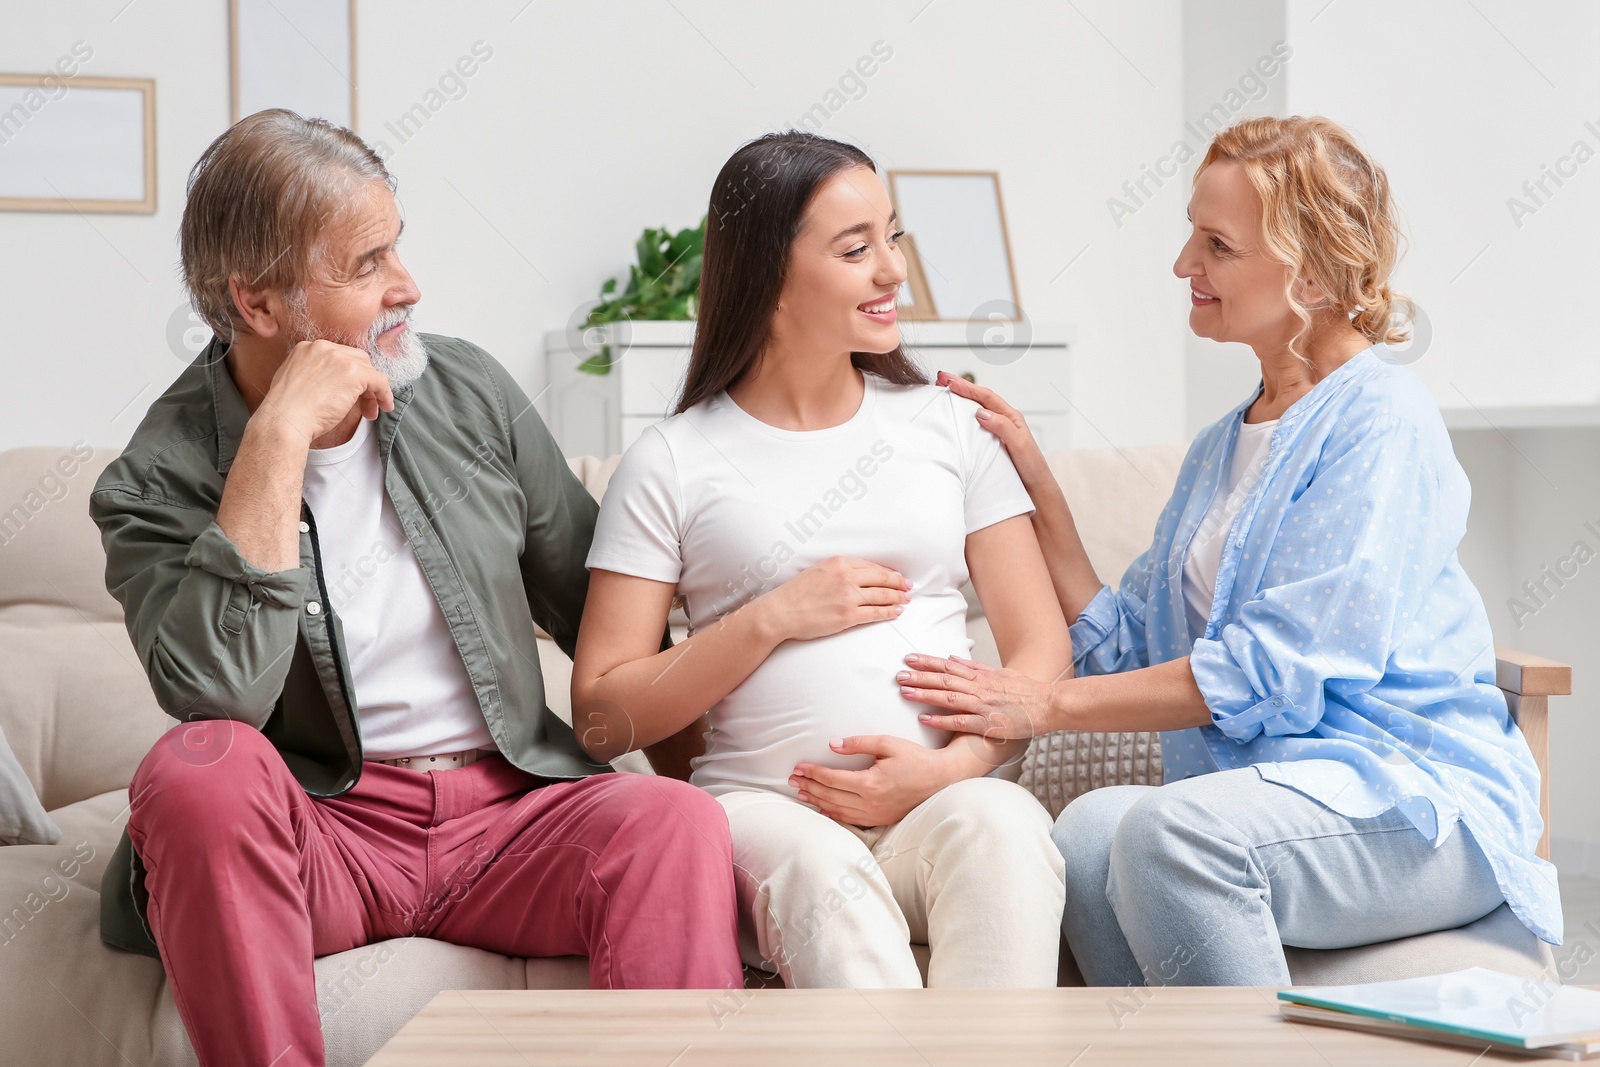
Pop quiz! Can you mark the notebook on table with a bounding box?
[1277,967,1600,1060]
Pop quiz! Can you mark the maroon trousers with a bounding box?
[126,720,742,1067]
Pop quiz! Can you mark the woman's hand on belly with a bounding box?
[789,735,948,828]
[756,556,912,643]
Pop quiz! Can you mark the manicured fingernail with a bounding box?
[829,738,844,749]
[976,408,991,419]
[902,687,916,697]
[895,604,905,614]
[904,654,917,663]
[919,714,934,722]
[896,671,910,682]
[797,791,809,802]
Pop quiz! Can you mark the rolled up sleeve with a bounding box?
[1070,548,1158,677]
[1191,632,1319,741]
[92,487,310,726]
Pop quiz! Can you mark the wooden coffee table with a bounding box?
[367,986,1545,1065]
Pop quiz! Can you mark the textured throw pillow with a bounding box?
[0,722,60,845]
[1018,729,1165,820]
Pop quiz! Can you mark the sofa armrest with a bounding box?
[1492,647,1570,863]
[1495,646,1573,697]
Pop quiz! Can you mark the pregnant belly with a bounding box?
[691,595,973,797]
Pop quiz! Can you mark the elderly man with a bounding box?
[91,110,741,1067]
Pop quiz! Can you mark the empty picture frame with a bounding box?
[231,0,357,129]
[895,232,940,321]
[0,75,156,213]
[888,170,1021,320]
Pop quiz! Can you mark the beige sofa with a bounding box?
[0,443,1568,1066]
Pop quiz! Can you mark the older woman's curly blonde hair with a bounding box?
[1197,116,1413,359]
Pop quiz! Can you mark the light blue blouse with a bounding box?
[1069,346,1561,945]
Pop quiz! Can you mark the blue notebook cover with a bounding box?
[1278,967,1600,1050]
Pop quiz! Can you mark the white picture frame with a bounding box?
[888,170,1021,321]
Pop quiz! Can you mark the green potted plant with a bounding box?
[578,218,705,374]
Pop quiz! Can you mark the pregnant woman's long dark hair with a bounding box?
[674,131,926,415]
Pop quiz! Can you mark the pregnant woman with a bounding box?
[572,131,1069,988]
[900,115,1561,984]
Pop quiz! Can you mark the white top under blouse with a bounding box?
[1182,417,1277,640]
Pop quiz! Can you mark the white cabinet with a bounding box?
[544,320,1073,459]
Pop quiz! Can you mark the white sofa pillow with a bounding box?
[0,723,60,845]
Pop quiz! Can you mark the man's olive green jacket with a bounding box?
[90,333,609,958]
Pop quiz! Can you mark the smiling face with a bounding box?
[771,165,908,358]
[1173,160,1307,349]
[289,178,427,389]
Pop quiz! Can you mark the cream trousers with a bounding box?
[716,776,1066,988]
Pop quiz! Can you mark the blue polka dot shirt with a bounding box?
[1068,347,1561,945]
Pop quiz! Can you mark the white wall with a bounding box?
[1457,427,1600,867]
[1277,0,1600,865]
[1,0,1191,454]
[1285,0,1600,420]
[0,1,229,452]
[1181,0,1289,435]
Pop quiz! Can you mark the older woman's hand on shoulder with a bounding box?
[937,371,1052,489]
[938,371,1106,623]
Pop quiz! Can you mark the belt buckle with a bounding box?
[387,749,467,771]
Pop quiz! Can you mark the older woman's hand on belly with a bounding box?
[898,653,1057,740]
[789,736,948,828]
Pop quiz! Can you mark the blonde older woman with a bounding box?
[901,116,1560,985]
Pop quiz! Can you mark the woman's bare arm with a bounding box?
[571,571,784,765]
[937,513,1073,777]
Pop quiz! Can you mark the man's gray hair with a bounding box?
[180,109,393,337]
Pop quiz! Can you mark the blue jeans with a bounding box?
[1052,767,1506,986]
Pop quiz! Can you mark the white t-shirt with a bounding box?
[586,373,1034,798]
[1182,417,1277,640]
[300,416,493,761]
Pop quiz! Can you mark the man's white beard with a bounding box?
[286,299,429,393]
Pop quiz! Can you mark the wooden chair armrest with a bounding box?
[1495,646,1573,697]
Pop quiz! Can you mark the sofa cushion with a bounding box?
[0,448,173,812]
[1043,443,1186,588]
[1020,729,1164,820]
[0,617,170,813]
[1284,903,1554,986]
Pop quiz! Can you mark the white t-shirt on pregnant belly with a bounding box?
[585,372,1034,799]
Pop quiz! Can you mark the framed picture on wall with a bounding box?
[231,0,357,129]
[895,232,940,321]
[887,170,1021,321]
[0,74,156,213]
